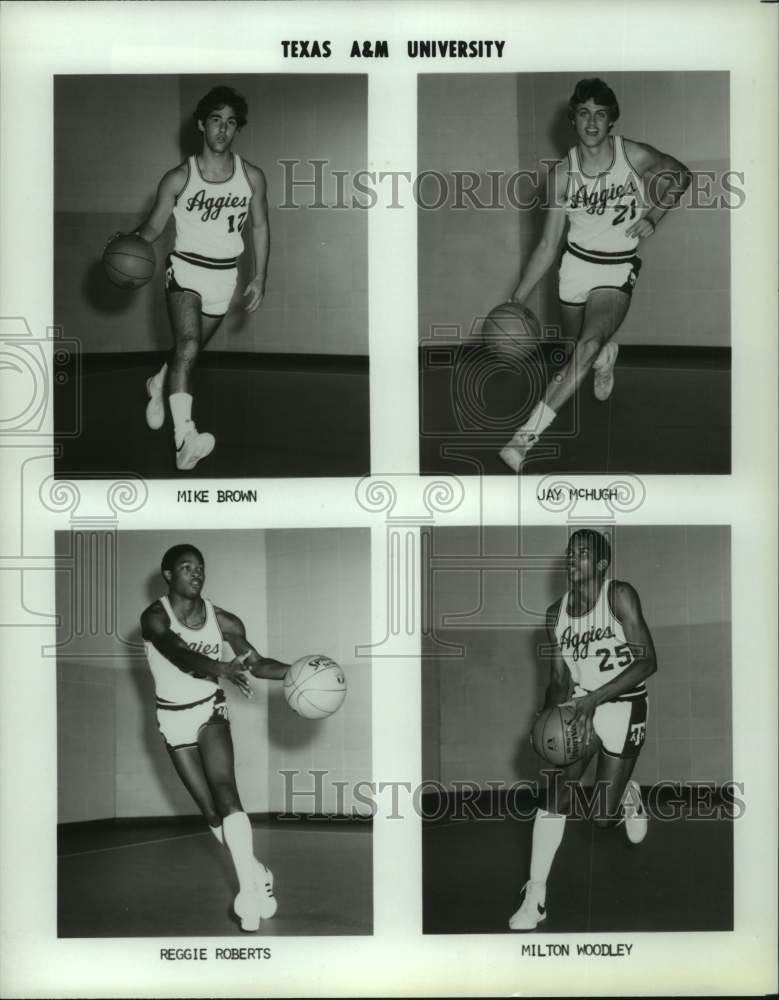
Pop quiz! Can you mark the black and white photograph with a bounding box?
[422,525,734,934]
[419,72,731,476]
[56,528,372,936]
[53,74,369,478]
[1,1,777,997]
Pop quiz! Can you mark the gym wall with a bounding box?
[54,74,368,356]
[422,525,732,789]
[265,529,373,816]
[418,71,730,350]
[56,528,371,824]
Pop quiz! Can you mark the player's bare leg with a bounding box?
[568,293,621,402]
[592,750,647,843]
[509,741,598,931]
[544,289,629,411]
[554,301,620,402]
[199,721,277,929]
[500,289,630,472]
[167,289,218,394]
[166,292,219,470]
[166,744,224,837]
[147,306,223,432]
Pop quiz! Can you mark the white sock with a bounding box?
[523,401,557,436]
[222,811,257,894]
[169,392,193,445]
[150,361,168,388]
[209,824,224,845]
[528,809,567,893]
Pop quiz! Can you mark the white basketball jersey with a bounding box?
[564,136,646,259]
[144,596,223,705]
[554,578,644,695]
[173,154,253,261]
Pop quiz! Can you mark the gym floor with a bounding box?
[54,353,370,479]
[419,346,730,475]
[422,794,733,934]
[58,817,372,937]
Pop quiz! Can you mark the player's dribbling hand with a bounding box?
[243,277,265,313]
[625,217,656,240]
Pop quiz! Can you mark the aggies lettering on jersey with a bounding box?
[554,578,646,698]
[564,135,647,262]
[144,596,224,705]
[173,153,254,263]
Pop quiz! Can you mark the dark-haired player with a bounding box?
[509,528,656,931]
[500,78,691,472]
[140,544,289,931]
[127,86,269,471]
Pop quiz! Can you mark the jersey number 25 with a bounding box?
[596,642,634,672]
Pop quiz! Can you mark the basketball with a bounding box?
[481,300,543,364]
[531,704,585,767]
[103,233,156,289]
[284,654,347,720]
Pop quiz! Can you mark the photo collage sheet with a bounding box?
[0,1,777,997]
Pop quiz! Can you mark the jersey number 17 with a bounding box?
[227,212,247,233]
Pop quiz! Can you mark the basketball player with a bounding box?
[500,78,691,471]
[123,86,269,471]
[140,544,289,932]
[509,528,656,931]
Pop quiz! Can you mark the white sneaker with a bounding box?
[508,880,547,931]
[255,861,278,919]
[499,431,538,473]
[621,779,648,844]
[145,375,165,430]
[593,342,619,401]
[233,889,262,932]
[175,422,215,471]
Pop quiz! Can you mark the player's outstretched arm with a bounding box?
[140,600,252,697]
[542,601,573,710]
[216,607,290,680]
[624,139,692,239]
[511,160,567,303]
[134,163,188,243]
[243,164,270,313]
